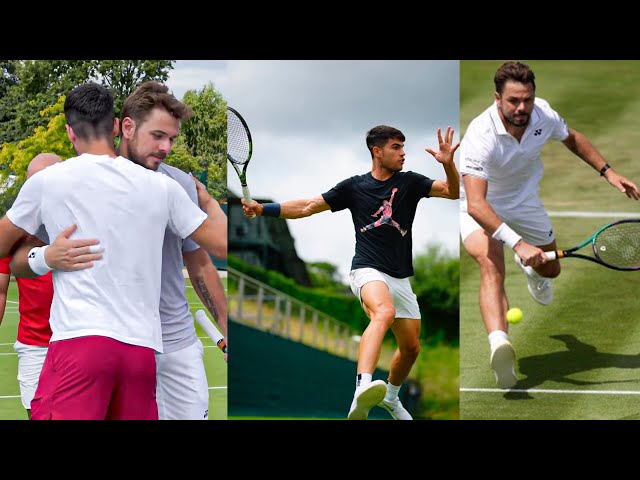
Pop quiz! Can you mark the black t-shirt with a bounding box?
[322,171,434,278]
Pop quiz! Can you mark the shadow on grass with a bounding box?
[505,334,640,400]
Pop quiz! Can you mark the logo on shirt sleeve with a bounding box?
[465,157,484,171]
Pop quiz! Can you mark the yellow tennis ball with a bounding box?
[506,308,523,324]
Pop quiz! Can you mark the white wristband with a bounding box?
[27,246,52,275]
[492,223,522,249]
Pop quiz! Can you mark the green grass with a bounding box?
[414,341,459,420]
[0,276,227,420]
[460,61,640,420]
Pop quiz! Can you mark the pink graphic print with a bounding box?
[360,187,407,237]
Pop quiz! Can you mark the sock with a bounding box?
[356,373,372,388]
[385,381,401,402]
[488,330,508,352]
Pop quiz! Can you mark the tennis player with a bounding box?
[460,61,640,389]
[242,125,460,420]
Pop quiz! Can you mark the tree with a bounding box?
[166,82,226,201]
[0,96,73,190]
[0,60,174,144]
[307,261,349,292]
[411,244,460,344]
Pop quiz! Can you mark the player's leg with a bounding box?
[347,268,392,419]
[461,212,516,389]
[13,341,48,419]
[378,275,421,419]
[155,340,209,420]
[30,336,115,420]
[509,209,559,305]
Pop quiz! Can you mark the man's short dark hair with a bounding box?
[64,83,115,141]
[494,61,536,95]
[366,125,405,157]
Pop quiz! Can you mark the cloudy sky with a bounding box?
[167,60,460,283]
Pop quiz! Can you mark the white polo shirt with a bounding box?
[6,154,208,353]
[460,97,569,217]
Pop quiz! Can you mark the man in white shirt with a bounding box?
[0,83,224,419]
[117,81,227,420]
[460,61,640,389]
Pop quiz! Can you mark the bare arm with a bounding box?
[189,218,227,259]
[0,272,9,326]
[464,175,546,267]
[10,224,103,278]
[563,127,639,200]
[425,127,461,199]
[0,216,28,259]
[242,195,331,219]
[184,248,227,339]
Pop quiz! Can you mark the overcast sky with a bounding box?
[167,60,460,283]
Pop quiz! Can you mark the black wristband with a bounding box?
[262,202,281,217]
[600,163,611,177]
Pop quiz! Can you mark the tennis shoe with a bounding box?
[347,380,387,420]
[490,338,517,389]
[514,253,553,305]
[378,397,413,420]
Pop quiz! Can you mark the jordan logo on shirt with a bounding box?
[360,187,407,237]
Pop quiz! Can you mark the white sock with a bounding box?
[488,330,508,352]
[385,382,401,402]
[356,373,372,388]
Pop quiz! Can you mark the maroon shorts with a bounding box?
[31,336,158,420]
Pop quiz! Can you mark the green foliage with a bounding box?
[306,261,349,292]
[411,244,460,344]
[229,255,370,332]
[0,97,73,190]
[167,82,226,201]
[0,60,174,144]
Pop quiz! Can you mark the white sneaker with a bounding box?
[347,380,387,420]
[514,253,553,305]
[378,397,413,420]
[490,339,517,389]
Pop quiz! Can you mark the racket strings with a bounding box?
[227,110,250,164]
[594,222,640,268]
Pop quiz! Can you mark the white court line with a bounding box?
[461,387,640,395]
[6,300,18,304]
[208,387,227,390]
[547,211,640,218]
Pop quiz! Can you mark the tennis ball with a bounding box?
[506,307,523,324]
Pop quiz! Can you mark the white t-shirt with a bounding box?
[6,154,208,353]
[460,97,569,216]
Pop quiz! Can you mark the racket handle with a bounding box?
[545,251,559,261]
[242,185,256,219]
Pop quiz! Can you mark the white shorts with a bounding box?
[156,339,209,420]
[13,341,48,410]
[349,267,421,320]
[460,208,555,246]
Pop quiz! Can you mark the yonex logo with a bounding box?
[549,229,553,237]
[204,409,208,419]
[28,251,36,258]
[534,129,542,136]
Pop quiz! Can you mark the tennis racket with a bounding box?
[227,106,254,217]
[544,219,640,271]
[195,310,227,354]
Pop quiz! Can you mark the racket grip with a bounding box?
[242,185,256,219]
[545,251,558,261]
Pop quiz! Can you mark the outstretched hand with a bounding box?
[44,224,104,271]
[605,171,640,200]
[425,127,460,166]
